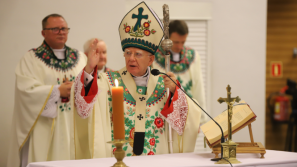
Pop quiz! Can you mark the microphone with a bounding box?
[151,69,225,161]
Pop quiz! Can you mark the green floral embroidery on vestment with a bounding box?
[136,86,147,95]
[58,102,71,112]
[106,70,167,155]
[154,46,195,73]
[177,76,193,98]
[147,77,166,107]
[33,41,80,72]
[106,70,166,107]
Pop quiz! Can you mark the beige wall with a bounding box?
[0,0,267,166]
[209,0,267,144]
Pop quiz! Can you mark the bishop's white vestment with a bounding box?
[72,66,201,157]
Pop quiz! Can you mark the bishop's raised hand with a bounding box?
[85,38,99,73]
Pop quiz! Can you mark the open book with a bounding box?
[201,100,257,147]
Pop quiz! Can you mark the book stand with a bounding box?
[209,121,266,159]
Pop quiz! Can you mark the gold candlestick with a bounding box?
[107,139,131,167]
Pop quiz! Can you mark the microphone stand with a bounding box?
[152,69,225,161]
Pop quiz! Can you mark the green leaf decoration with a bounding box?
[125,129,130,136]
[156,140,160,143]
[144,140,150,149]
[123,146,128,151]
[145,130,153,138]
[125,117,134,129]
[184,80,193,98]
[145,120,153,129]
[127,153,132,157]
[177,76,182,84]
[143,149,147,154]
[153,148,156,152]
[155,111,158,117]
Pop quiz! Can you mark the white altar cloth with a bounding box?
[27,150,297,167]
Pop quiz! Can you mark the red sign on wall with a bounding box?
[270,61,282,78]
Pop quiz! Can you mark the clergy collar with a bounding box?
[52,47,66,60]
[170,50,181,62]
[43,40,67,60]
[131,67,150,87]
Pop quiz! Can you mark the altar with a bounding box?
[27,150,297,167]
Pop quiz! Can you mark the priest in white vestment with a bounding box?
[7,14,86,167]
[153,20,207,125]
[71,2,201,158]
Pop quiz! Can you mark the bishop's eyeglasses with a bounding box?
[43,27,70,34]
[123,50,150,59]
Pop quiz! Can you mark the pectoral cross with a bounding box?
[132,7,148,32]
[217,85,241,141]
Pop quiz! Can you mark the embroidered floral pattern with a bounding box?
[106,70,167,156]
[129,127,135,139]
[144,29,150,36]
[125,106,135,116]
[122,20,156,38]
[137,86,147,95]
[57,75,76,85]
[149,138,155,146]
[106,71,166,107]
[148,151,154,155]
[154,46,195,74]
[177,76,193,98]
[33,41,80,72]
[154,117,164,128]
[143,21,150,28]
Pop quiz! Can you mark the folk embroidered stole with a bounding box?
[119,68,158,155]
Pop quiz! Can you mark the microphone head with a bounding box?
[151,69,160,76]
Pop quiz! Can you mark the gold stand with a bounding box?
[107,139,131,167]
[216,140,241,164]
[216,85,241,164]
[210,122,266,159]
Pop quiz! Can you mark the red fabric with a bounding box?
[160,80,181,118]
[80,66,98,103]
